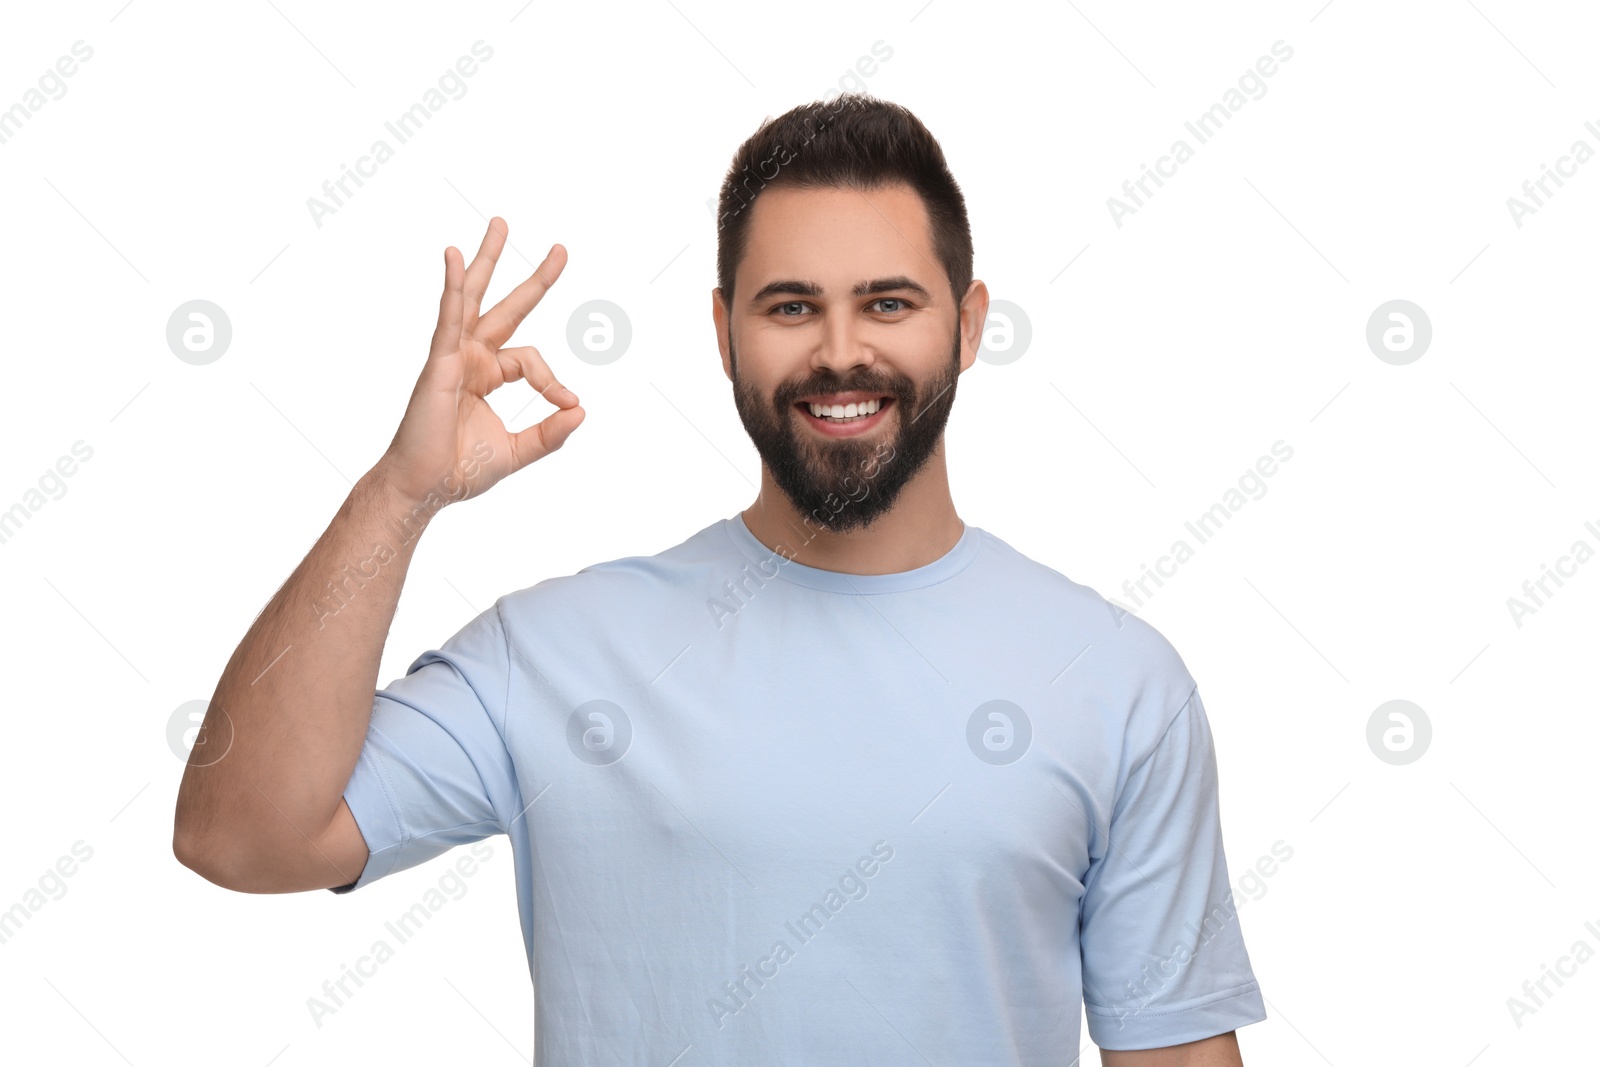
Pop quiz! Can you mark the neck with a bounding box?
[740,444,964,576]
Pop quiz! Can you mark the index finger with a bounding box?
[475,243,567,351]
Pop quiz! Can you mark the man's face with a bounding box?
[715,182,977,533]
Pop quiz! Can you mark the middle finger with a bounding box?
[476,243,568,351]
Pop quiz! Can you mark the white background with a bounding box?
[2,0,1596,1063]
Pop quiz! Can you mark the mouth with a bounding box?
[793,395,894,437]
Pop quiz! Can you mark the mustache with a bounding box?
[775,377,909,404]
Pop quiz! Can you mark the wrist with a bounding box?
[355,462,432,528]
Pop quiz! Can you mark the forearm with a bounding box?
[173,464,429,876]
[1100,1031,1242,1067]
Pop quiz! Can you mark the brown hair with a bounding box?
[714,93,973,311]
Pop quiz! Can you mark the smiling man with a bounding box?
[174,94,1266,1065]
[723,181,965,548]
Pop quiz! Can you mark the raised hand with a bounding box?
[377,217,585,509]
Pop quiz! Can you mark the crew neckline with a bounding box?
[722,511,981,594]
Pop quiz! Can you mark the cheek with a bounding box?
[738,331,812,383]
[877,318,946,353]
[749,322,817,359]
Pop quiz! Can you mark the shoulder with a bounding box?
[974,527,1188,664]
[973,525,1197,723]
[494,518,733,621]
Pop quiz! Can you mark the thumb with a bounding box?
[509,405,586,471]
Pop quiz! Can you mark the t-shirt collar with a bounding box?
[722,511,981,594]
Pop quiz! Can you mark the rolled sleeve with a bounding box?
[329,601,518,894]
[1080,686,1267,1049]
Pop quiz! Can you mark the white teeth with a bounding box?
[807,397,883,420]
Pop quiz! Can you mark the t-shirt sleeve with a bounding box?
[1079,685,1267,1049]
[327,600,518,894]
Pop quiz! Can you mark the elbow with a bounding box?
[172,822,250,892]
[172,826,226,887]
[172,822,324,894]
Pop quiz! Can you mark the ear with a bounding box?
[957,279,990,373]
[713,286,733,382]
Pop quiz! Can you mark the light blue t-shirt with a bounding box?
[332,512,1267,1062]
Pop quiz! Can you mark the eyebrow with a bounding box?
[747,275,932,306]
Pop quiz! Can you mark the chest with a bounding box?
[506,657,1114,907]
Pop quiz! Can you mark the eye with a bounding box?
[870,297,910,314]
[772,301,811,317]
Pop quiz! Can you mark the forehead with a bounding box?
[737,182,938,292]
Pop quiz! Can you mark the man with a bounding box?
[174,94,1266,1065]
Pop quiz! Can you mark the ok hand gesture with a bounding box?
[378,217,585,508]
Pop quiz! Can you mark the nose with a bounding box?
[812,307,874,377]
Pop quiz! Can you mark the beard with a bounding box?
[730,329,962,533]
